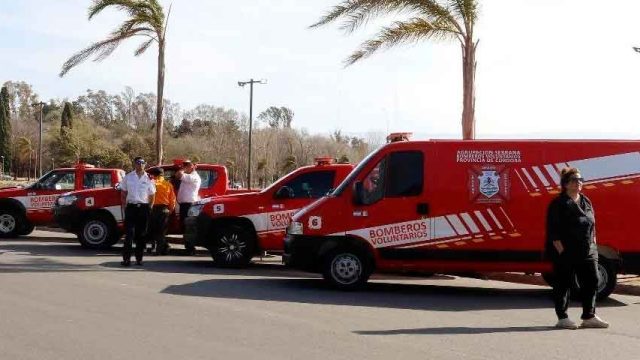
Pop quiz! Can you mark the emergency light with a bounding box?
[386,132,412,143]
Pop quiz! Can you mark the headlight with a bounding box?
[57,195,78,206]
[187,204,204,217]
[288,221,303,235]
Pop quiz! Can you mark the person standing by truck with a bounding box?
[546,167,609,329]
[148,167,176,255]
[176,160,201,255]
[121,157,156,266]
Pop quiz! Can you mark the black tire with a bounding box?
[572,258,617,301]
[18,221,35,236]
[210,225,255,267]
[78,214,118,249]
[0,207,22,238]
[322,247,373,290]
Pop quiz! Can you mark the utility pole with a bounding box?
[237,79,266,190]
[31,101,45,178]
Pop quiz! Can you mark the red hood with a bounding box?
[0,186,31,197]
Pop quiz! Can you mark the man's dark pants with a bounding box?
[179,202,195,254]
[149,205,171,254]
[123,203,151,262]
[553,258,599,320]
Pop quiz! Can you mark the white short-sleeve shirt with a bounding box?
[177,171,201,203]
[121,171,156,204]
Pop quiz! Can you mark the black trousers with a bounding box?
[179,203,193,231]
[149,205,171,254]
[123,204,150,262]
[553,259,598,320]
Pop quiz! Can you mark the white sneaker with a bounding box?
[581,315,609,329]
[555,318,579,330]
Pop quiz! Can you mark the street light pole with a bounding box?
[31,101,45,178]
[237,79,266,190]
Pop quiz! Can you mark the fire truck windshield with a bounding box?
[331,146,383,197]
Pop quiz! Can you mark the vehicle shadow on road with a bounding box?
[0,242,122,257]
[354,326,557,335]
[160,278,628,312]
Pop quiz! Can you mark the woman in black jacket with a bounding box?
[546,167,609,329]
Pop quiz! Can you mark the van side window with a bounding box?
[362,158,387,204]
[282,171,336,199]
[385,151,424,197]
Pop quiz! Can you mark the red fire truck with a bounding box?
[0,164,124,238]
[184,158,354,267]
[53,160,250,249]
[284,133,640,299]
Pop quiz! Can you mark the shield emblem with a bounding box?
[478,171,500,198]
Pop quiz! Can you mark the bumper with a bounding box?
[283,234,332,272]
[53,204,82,232]
[183,214,210,248]
[620,253,640,274]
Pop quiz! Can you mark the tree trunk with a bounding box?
[155,40,166,165]
[461,39,477,140]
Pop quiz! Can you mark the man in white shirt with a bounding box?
[175,160,201,255]
[120,156,156,266]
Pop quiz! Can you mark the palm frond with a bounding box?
[345,17,458,66]
[59,27,149,76]
[134,38,154,56]
[448,0,477,28]
[313,0,464,36]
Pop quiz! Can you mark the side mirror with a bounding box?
[274,186,294,199]
[353,181,365,205]
[114,183,122,191]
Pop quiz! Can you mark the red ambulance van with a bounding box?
[0,163,123,238]
[284,133,640,299]
[184,158,354,267]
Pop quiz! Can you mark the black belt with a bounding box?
[153,204,170,208]
[127,203,150,208]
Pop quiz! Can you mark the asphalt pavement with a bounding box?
[1,230,640,360]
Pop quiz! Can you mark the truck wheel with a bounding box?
[18,221,35,236]
[0,208,21,238]
[322,247,372,290]
[211,225,255,267]
[79,215,117,249]
[571,258,617,301]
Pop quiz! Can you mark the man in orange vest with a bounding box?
[148,167,176,255]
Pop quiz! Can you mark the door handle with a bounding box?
[417,203,429,215]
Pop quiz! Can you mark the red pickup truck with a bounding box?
[184,157,354,267]
[0,163,124,238]
[53,160,251,249]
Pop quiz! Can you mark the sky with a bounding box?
[1,0,640,139]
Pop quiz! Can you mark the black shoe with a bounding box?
[121,260,131,267]
[135,260,143,266]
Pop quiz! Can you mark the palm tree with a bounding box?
[312,0,479,140]
[60,0,171,164]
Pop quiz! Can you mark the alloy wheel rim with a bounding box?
[331,253,362,285]
[0,214,16,233]
[218,233,246,262]
[84,221,107,245]
[597,263,608,293]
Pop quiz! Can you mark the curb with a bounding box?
[485,272,640,297]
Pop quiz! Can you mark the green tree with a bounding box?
[0,87,11,173]
[313,0,479,139]
[61,102,74,132]
[59,0,171,164]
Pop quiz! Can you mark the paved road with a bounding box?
[1,230,640,360]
